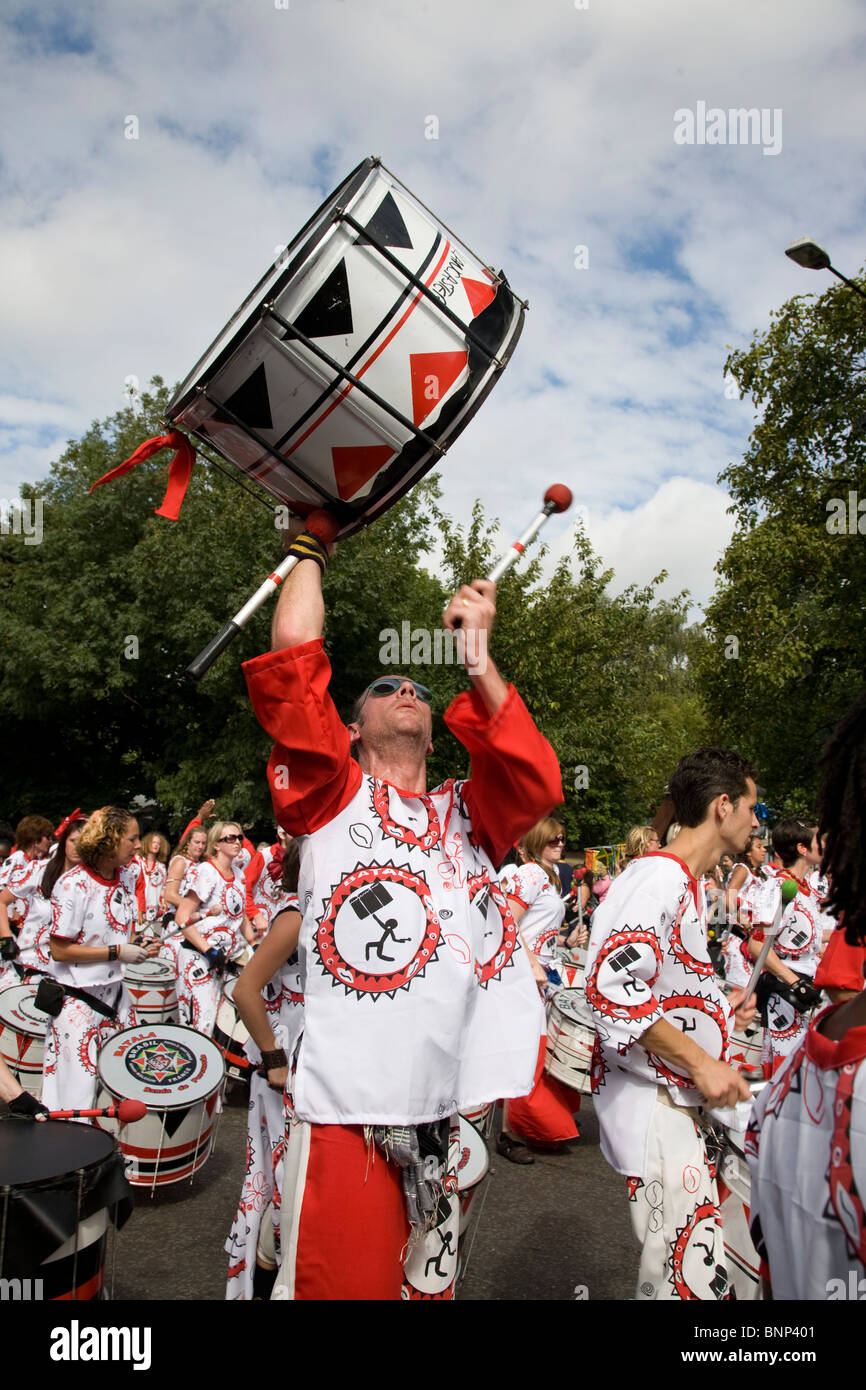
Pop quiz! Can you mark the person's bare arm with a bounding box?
[271,530,326,651]
[639,1017,750,1106]
[233,909,302,1090]
[442,579,507,717]
[747,935,799,986]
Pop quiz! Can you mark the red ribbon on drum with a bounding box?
[89,429,197,520]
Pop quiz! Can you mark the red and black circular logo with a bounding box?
[584,929,663,1021]
[316,862,440,998]
[471,874,517,987]
[647,992,729,1087]
[668,891,713,977]
[371,782,442,854]
[670,1200,730,1300]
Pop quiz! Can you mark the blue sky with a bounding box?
[1,0,864,614]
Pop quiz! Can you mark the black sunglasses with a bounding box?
[365,677,433,704]
[219,834,243,843]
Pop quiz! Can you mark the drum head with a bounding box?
[123,957,177,985]
[168,158,524,538]
[551,987,594,1028]
[0,1119,115,1189]
[97,1024,224,1108]
[0,983,47,1039]
[456,1115,489,1192]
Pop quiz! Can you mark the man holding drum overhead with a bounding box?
[585,749,760,1301]
[243,524,561,1301]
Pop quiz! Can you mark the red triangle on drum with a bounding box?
[409,351,468,425]
[462,277,496,318]
[331,444,394,501]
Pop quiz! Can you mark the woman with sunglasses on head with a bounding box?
[496,817,581,1161]
[163,820,255,1037]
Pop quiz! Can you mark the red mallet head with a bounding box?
[117,1098,148,1124]
[544,484,572,514]
[305,509,340,545]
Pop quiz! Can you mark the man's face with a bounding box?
[803,829,822,868]
[721,778,759,854]
[349,676,433,756]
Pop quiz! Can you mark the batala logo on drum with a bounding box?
[125,1036,198,1086]
[315,862,440,999]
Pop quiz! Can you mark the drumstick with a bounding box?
[452,485,573,631]
[47,1099,148,1123]
[742,878,798,1000]
[488,485,573,583]
[186,509,340,679]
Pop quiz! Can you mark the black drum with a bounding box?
[0,1117,132,1299]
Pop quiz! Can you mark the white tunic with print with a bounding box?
[585,852,734,1179]
[498,862,565,971]
[176,860,247,960]
[0,852,52,984]
[746,1007,866,1298]
[50,864,139,988]
[292,778,543,1125]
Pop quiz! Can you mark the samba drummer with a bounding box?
[497,817,581,1162]
[227,839,302,1300]
[162,820,255,1037]
[42,807,156,1119]
[242,522,561,1301]
[0,815,54,993]
[585,748,758,1301]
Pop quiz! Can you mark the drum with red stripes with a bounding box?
[213,976,252,1083]
[123,956,179,1025]
[544,987,596,1095]
[0,1119,130,1300]
[0,981,47,1097]
[167,156,525,539]
[95,1023,224,1190]
[716,1119,762,1301]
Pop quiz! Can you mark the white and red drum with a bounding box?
[0,982,47,1097]
[95,1023,225,1190]
[123,956,178,1025]
[0,1119,130,1300]
[213,976,252,1083]
[717,1120,762,1301]
[459,1101,494,1140]
[729,1022,764,1075]
[168,157,525,538]
[456,1113,490,1246]
[545,987,596,1095]
[557,947,586,990]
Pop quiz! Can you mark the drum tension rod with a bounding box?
[193,388,339,507]
[261,305,446,455]
[335,209,505,369]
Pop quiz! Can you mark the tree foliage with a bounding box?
[697,270,866,809]
[1,380,704,846]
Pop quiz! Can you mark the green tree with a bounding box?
[697,269,866,808]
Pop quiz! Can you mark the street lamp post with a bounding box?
[785,238,866,303]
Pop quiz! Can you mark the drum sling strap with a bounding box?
[59,983,121,1021]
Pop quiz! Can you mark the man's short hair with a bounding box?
[771,817,817,868]
[668,748,757,828]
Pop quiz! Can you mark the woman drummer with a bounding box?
[42,807,156,1120]
[165,820,254,1037]
[227,840,302,1299]
[163,812,212,917]
[134,831,170,937]
[496,817,581,1163]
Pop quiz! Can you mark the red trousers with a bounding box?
[506,1036,580,1145]
[276,1122,410,1300]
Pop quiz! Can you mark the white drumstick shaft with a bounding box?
[488,505,555,583]
[232,553,300,627]
[743,891,792,1000]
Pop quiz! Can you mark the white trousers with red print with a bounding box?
[225,1072,286,1299]
[627,1096,732,1301]
[159,938,222,1037]
[41,984,135,1120]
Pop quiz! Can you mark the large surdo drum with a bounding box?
[0,982,47,1097]
[168,157,525,538]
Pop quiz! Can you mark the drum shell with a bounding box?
[213,976,252,1082]
[544,987,595,1095]
[0,1119,128,1299]
[123,957,178,1025]
[718,1126,761,1300]
[729,1022,764,1074]
[96,1024,225,1188]
[0,982,46,1097]
[168,158,524,539]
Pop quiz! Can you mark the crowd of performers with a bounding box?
[2,525,866,1303]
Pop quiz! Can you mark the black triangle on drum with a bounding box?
[282,258,354,340]
[215,361,273,431]
[354,192,413,250]
[162,1105,192,1138]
